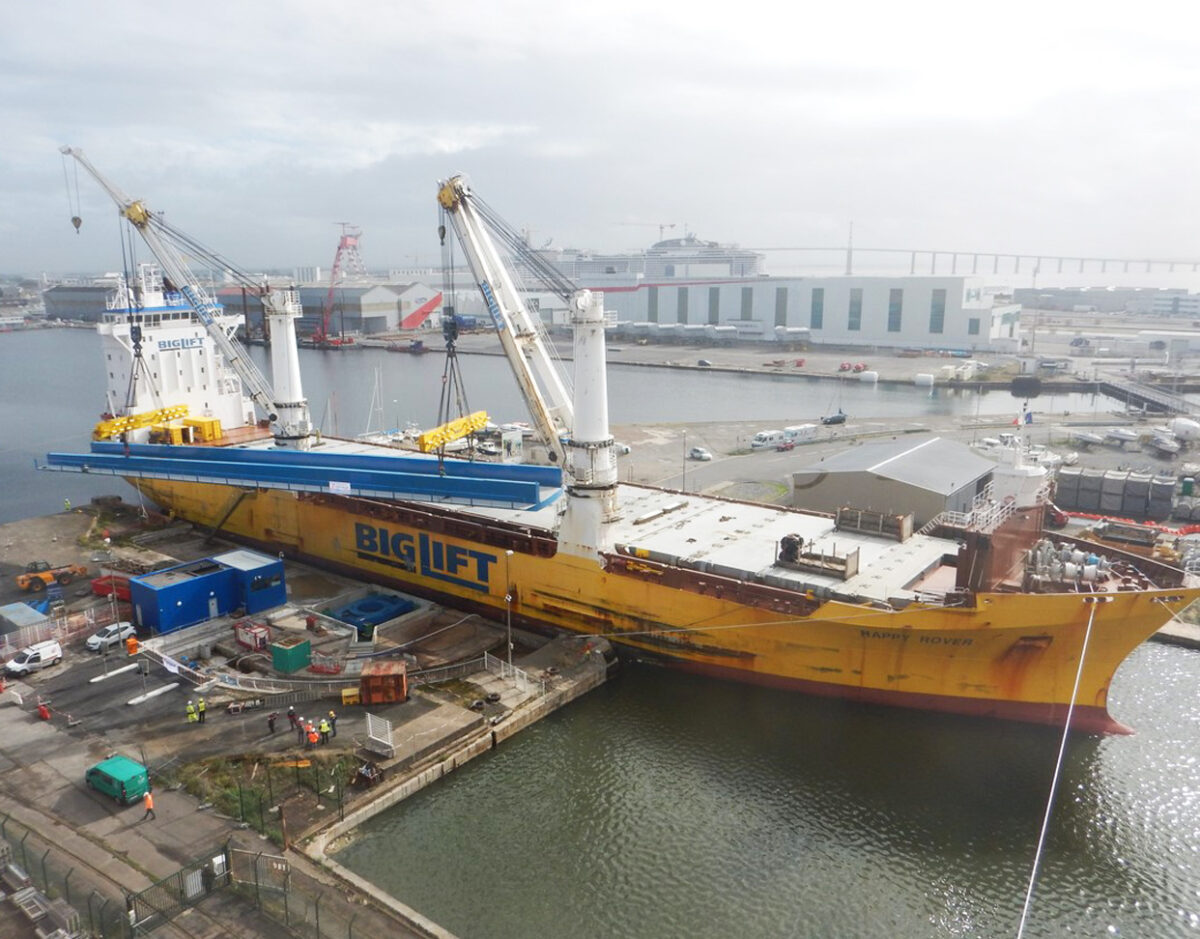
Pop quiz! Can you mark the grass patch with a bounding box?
[169,754,354,847]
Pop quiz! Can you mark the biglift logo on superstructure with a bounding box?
[353,522,497,593]
[157,337,205,351]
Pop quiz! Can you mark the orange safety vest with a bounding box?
[144,791,154,810]
[307,728,319,744]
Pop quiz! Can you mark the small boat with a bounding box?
[1071,431,1105,448]
[1105,427,1140,447]
[388,339,429,354]
[1151,435,1181,455]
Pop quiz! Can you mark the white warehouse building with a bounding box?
[592,275,1020,352]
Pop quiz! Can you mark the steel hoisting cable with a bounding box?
[1015,598,1103,939]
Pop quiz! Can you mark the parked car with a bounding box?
[821,410,847,426]
[86,621,137,652]
[697,359,713,367]
[852,362,868,372]
[85,755,150,806]
[4,640,63,677]
[776,440,795,451]
[688,447,713,461]
[838,361,852,371]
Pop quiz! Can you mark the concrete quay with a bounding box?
[0,511,611,939]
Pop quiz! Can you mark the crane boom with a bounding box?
[60,146,313,447]
[437,176,619,532]
[437,176,573,463]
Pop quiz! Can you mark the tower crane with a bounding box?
[315,223,367,347]
[59,146,313,448]
[437,176,618,525]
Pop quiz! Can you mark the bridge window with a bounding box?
[968,318,980,335]
[848,288,862,331]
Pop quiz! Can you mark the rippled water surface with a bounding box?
[334,645,1200,938]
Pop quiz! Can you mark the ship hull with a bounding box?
[133,477,1196,733]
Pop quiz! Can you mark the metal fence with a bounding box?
[0,810,130,938]
[0,602,122,663]
[127,846,231,933]
[483,651,546,696]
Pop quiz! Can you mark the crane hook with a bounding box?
[71,216,82,233]
[438,224,446,246]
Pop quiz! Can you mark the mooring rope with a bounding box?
[1015,597,1105,938]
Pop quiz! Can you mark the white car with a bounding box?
[688,447,713,461]
[85,621,136,652]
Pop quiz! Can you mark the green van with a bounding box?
[85,755,150,805]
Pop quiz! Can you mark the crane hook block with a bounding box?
[71,216,82,232]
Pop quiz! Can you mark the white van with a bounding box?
[784,424,817,443]
[750,430,785,449]
[5,640,64,677]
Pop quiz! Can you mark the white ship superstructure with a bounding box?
[98,263,254,437]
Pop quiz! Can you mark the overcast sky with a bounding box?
[2,0,1198,283]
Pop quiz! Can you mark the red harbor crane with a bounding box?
[315,223,368,347]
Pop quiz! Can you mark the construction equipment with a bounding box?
[59,146,314,448]
[314,224,367,347]
[416,410,490,453]
[17,561,89,593]
[93,404,188,441]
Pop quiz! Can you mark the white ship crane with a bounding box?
[59,146,313,448]
[437,175,620,550]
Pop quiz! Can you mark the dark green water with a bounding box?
[334,645,1200,938]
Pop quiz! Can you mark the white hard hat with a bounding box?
[187,700,193,704]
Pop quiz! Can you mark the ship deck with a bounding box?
[227,436,963,605]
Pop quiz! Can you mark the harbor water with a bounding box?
[4,329,1200,937]
[2,329,1109,524]
[333,648,1200,939]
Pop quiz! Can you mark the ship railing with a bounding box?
[920,477,1056,536]
[484,652,547,696]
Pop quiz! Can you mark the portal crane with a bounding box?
[437,175,617,515]
[60,146,313,447]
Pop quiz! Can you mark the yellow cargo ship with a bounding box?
[53,161,1200,736]
[122,468,1198,734]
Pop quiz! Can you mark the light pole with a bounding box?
[504,550,514,670]
[682,430,687,492]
